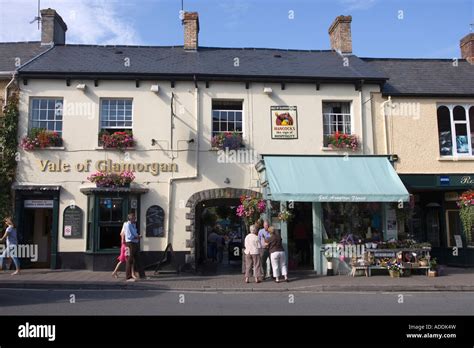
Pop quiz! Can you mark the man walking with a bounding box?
[258,220,272,280]
[123,213,144,282]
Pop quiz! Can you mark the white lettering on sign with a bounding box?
[24,200,54,208]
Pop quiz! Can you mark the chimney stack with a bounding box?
[40,8,68,46]
[328,15,352,54]
[183,12,199,51]
[460,33,474,64]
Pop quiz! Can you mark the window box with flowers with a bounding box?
[99,130,135,151]
[211,132,244,151]
[20,128,63,151]
[326,131,359,151]
[87,171,135,188]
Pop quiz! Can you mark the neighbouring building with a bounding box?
[367,31,474,266]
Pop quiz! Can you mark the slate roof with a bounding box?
[18,45,387,81]
[0,42,50,74]
[363,58,474,96]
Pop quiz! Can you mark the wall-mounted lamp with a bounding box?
[224,178,231,184]
[263,87,273,95]
[187,138,195,144]
[150,84,160,93]
[76,84,86,91]
[151,139,157,146]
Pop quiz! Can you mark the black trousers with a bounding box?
[126,242,145,279]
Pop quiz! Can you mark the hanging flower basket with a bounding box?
[327,131,359,151]
[99,130,135,151]
[211,132,244,150]
[20,128,63,150]
[235,194,266,229]
[278,209,293,222]
[87,171,135,188]
[457,190,474,244]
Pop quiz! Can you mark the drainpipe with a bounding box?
[3,72,17,108]
[380,96,392,154]
[165,78,200,257]
[359,88,364,154]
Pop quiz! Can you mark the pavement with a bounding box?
[0,267,473,292]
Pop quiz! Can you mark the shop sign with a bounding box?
[445,192,459,202]
[24,200,53,208]
[459,176,474,185]
[37,159,177,176]
[270,106,298,139]
[439,176,450,186]
[63,206,83,239]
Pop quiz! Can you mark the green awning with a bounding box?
[262,156,409,202]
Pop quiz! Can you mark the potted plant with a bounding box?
[428,258,438,277]
[387,260,403,278]
[327,131,359,151]
[211,132,244,150]
[20,128,63,150]
[278,209,293,222]
[457,190,474,245]
[99,130,135,151]
[87,170,135,188]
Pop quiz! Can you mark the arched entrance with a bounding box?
[184,188,261,273]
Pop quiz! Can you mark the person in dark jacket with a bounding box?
[265,226,289,283]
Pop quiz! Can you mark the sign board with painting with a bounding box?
[63,206,83,239]
[270,106,298,139]
[454,235,463,248]
[146,205,165,237]
[385,205,398,240]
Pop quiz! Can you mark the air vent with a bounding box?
[274,54,282,58]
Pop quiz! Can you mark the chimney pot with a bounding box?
[40,8,68,46]
[460,33,474,64]
[328,15,352,54]
[183,12,199,51]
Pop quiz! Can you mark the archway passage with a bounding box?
[185,188,261,274]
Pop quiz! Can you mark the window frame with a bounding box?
[29,97,64,135]
[438,104,474,158]
[322,101,353,147]
[99,98,134,132]
[211,99,244,140]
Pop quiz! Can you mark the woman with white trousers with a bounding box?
[265,226,288,283]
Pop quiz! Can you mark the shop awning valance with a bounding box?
[261,156,409,202]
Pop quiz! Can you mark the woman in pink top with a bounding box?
[112,231,137,279]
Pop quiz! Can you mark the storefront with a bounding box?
[400,174,474,267]
[257,155,410,274]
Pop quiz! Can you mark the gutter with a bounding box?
[165,76,200,256]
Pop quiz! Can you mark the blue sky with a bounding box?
[1,0,473,58]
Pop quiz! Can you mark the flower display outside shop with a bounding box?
[87,170,135,188]
[328,131,359,151]
[99,130,135,150]
[235,194,266,228]
[211,131,243,150]
[20,128,63,150]
[386,260,404,277]
[457,190,474,244]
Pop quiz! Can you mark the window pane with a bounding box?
[228,112,235,122]
[455,124,469,154]
[437,106,452,156]
[228,123,235,131]
[212,122,219,132]
[220,111,227,121]
[470,106,474,155]
[32,99,39,109]
[235,122,242,132]
[47,99,55,109]
[32,109,39,121]
[235,111,242,122]
[453,106,466,121]
[111,199,123,222]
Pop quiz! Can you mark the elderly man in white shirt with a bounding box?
[244,224,262,283]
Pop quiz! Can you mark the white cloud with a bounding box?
[0,0,141,45]
[339,0,377,11]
